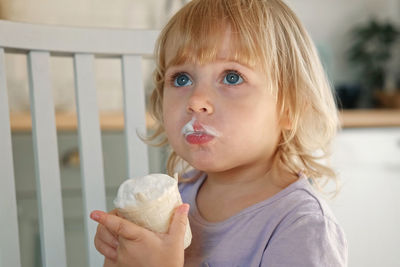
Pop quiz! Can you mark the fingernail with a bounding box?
[113,240,119,248]
[179,204,190,215]
[90,211,100,221]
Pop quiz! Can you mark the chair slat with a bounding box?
[122,55,149,178]
[74,53,106,267]
[0,20,158,56]
[27,51,67,267]
[0,49,21,267]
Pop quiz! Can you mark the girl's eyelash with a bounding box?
[168,72,189,85]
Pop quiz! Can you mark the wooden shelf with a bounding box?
[10,111,156,132]
[9,109,400,132]
[339,109,400,128]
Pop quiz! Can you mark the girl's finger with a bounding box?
[109,209,119,216]
[94,235,118,261]
[97,224,119,248]
[168,204,190,242]
[90,210,143,240]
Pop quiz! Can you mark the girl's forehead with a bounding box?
[164,28,233,68]
[163,27,260,71]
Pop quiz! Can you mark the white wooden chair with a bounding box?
[0,20,158,267]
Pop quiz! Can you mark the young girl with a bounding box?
[90,0,348,266]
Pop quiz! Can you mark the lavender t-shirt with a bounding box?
[179,174,348,267]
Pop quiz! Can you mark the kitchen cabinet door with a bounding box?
[329,128,400,267]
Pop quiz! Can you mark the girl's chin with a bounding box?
[187,158,229,173]
[176,145,227,171]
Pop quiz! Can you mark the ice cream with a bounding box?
[114,173,192,249]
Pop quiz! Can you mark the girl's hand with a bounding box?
[93,209,120,263]
[90,204,190,267]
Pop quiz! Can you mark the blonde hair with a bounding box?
[148,0,340,192]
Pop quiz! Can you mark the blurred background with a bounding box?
[2,0,400,110]
[1,0,399,266]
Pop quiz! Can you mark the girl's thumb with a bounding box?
[169,203,190,241]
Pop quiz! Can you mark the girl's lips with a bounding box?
[185,132,214,145]
[181,117,221,145]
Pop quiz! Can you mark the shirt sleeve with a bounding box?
[261,214,348,267]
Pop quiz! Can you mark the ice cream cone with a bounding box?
[114,173,192,249]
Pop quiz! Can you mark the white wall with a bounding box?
[0,0,186,29]
[286,0,400,84]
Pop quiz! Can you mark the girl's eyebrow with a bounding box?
[164,64,190,74]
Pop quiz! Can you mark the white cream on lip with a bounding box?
[181,117,221,137]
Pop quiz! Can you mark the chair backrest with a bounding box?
[0,20,158,267]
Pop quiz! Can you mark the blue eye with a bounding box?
[223,72,243,85]
[174,73,192,87]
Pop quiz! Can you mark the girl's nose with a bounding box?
[186,88,214,115]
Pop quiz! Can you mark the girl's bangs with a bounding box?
[163,6,261,69]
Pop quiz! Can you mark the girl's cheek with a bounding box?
[163,108,180,132]
[164,90,183,107]
[163,94,178,114]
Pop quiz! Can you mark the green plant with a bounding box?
[348,19,399,90]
